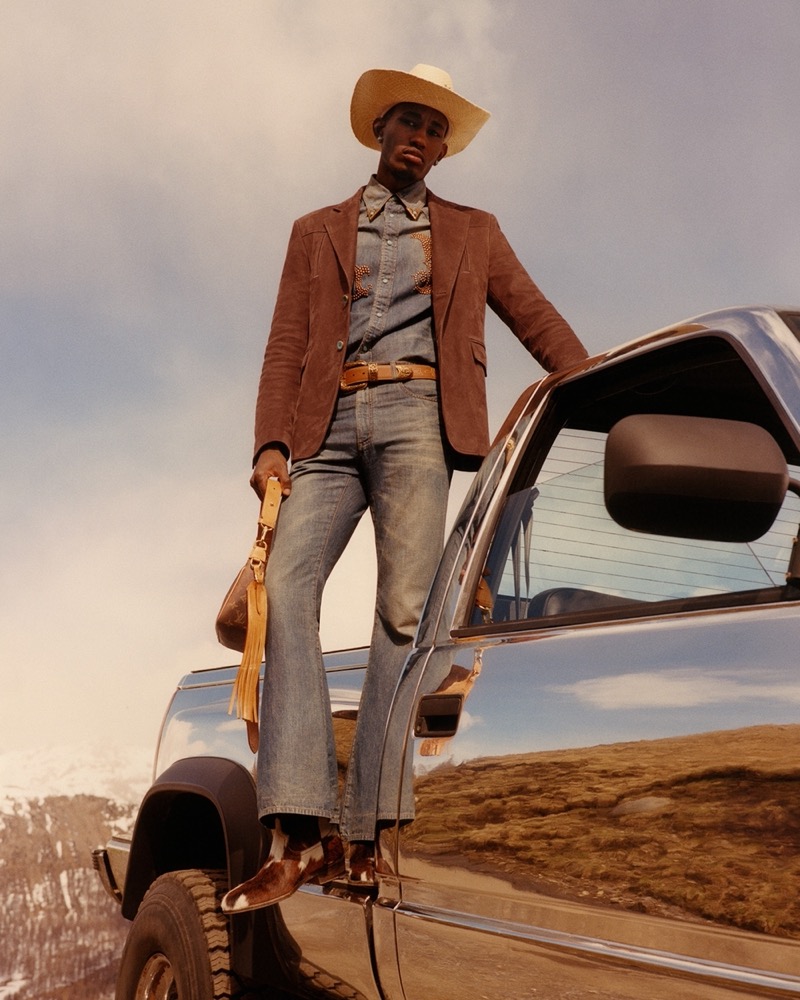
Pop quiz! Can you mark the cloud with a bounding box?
[554,669,800,711]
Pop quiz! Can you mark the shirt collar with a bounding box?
[363,175,428,221]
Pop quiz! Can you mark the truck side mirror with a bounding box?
[604,414,789,542]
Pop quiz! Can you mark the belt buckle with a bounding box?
[340,376,366,393]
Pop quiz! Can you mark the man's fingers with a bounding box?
[251,449,291,498]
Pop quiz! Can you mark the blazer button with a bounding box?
[336,340,344,351]
[342,294,349,306]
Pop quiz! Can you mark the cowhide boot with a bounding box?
[222,817,344,913]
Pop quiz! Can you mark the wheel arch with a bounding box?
[121,756,264,921]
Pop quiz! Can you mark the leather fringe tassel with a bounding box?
[226,478,282,755]
[228,574,267,753]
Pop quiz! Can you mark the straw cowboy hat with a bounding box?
[350,64,491,157]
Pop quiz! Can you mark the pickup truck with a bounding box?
[95,305,800,1000]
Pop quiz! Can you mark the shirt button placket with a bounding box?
[371,202,399,331]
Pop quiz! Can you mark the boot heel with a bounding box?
[313,833,345,882]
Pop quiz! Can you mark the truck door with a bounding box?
[388,329,800,999]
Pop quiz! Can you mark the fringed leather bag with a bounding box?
[216,478,282,753]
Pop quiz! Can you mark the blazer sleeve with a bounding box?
[485,215,588,372]
[252,220,311,462]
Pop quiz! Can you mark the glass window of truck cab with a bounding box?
[469,334,800,630]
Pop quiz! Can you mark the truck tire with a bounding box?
[116,869,232,1000]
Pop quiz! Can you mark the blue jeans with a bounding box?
[257,380,452,840]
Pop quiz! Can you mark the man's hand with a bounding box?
[251,447,291,499]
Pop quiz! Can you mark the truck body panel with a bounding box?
[99,307,800,999]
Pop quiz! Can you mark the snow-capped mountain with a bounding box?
[0,742,153,808]
[0,743,152,1000]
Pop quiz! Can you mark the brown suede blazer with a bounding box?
[254,188,587,470]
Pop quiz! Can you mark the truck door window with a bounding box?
[482,428,800,625]
[471,338,800,627]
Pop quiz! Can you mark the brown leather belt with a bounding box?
[339,361,437,393]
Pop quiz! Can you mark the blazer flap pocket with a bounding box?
[470,338,487,372]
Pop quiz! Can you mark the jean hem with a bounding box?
[258,805,338,824]
[377,812,414,824]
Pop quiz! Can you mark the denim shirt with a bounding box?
[347,175,436,365]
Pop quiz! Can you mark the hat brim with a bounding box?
[350,68,490,157]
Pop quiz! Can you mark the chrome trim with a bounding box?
[91,835,131,904]
[91,849,118,902]
[396,902,800,994]
[454,589,800,642]
[174,647,370,689]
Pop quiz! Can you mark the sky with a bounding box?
[2,0,799,760]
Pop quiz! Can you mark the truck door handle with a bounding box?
[414,693,464,738]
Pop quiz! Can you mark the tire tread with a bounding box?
[116,868,233,1000]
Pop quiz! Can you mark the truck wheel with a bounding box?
[116,869,232,1000]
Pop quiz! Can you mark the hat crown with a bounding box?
[408,64,454,93]
[350,64,490,157]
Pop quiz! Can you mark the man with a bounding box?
[222,64,587,914]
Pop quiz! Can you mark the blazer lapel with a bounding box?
[324,189,362,284]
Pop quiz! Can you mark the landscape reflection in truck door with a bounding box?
[405,722,800,937]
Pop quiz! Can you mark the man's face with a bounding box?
[373,102,449,191]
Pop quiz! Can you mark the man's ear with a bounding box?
[434,142,449,165]
[372,116,386,143]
